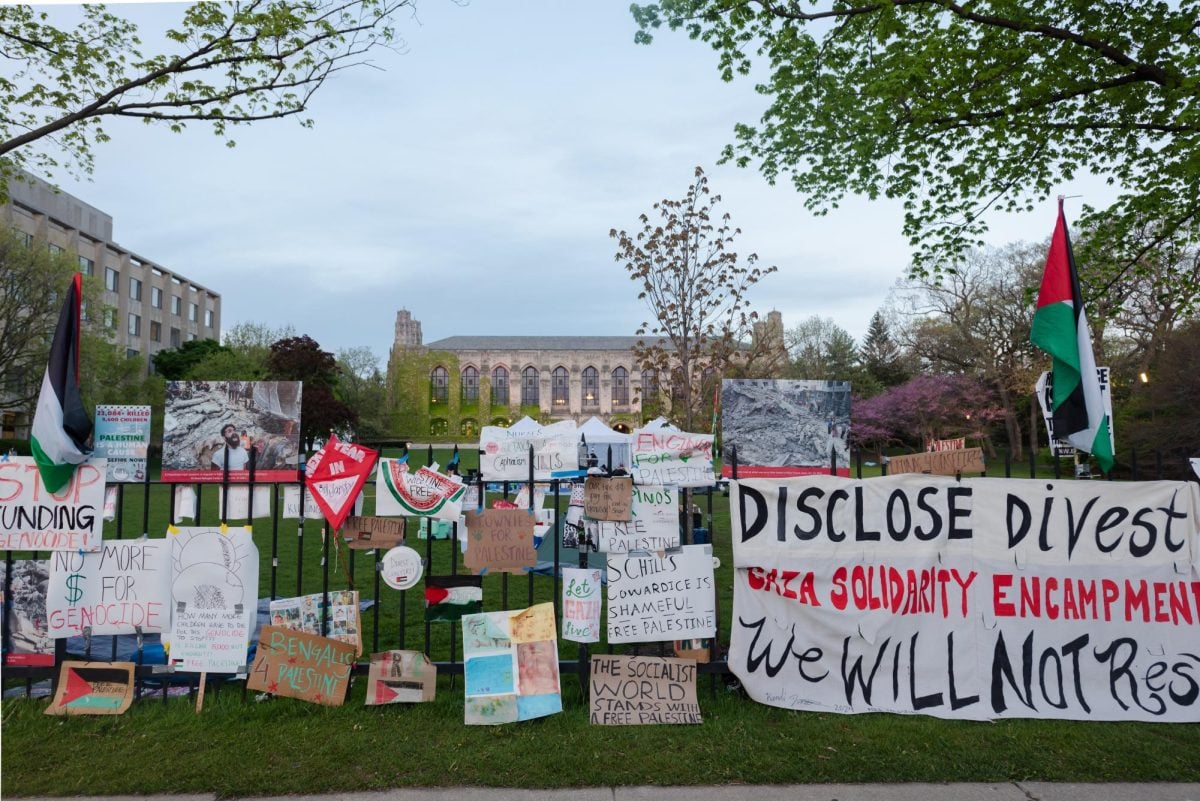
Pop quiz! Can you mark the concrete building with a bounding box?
[2,172,221,436]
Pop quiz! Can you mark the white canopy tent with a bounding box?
[578,416,631,470]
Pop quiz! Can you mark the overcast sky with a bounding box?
[38,0,1110,369]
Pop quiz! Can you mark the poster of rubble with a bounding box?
[591,484,679,554]
[48,540,171,637]
[589,655,702,726]
[629,429,714,488]
[366,650,437,705]
[376,460,466,520]
[462,602,562,725]
[607,545,717,644]
[269,590,362,654]
[1,560,54,666]
[720,379,851,478]
[93,405,151,483]
[161,380,302,483]
[247,625,355,706]
[165,526,259,673]
[0,457,106,551]
[479,420,581,481]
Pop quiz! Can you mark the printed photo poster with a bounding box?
[0,457,106,552]
[629,428,715,488]
[1,560,54,666]
[48,540,171,637]
[93,405,151,483]
[366,650,437,705]
[305,435,378,531]
[165,526,259,673]
[247,625,355,706]
[728,475,1200,723]
[592,484,679,554]
[720,379,851,478]
[425,575,483,622]
[562,483,586,549]
[269,590,362,654]
[45,661,135,716]
[561,567,602,643]
[376,460,466,520]
[463,602,562,725]
[479,420,581,481]
[162,380,302,483]
[590,655,702,726]
[607,545,717,644]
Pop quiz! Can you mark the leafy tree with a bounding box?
[784,314,873,391]
[267,334,356,450]
[0,226,101,423]
[151,338,228,379]
[852,374,1005,457]
[861,311,909,390]
[631,1,1200,289]
[0,0,419,194]
[611,166,778,430]
[1120,320,1200,478]
[337,346,389,439]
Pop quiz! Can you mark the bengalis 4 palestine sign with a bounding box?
[729,475,1200,722]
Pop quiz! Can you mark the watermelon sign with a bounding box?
[376,459,466,520]
[305,434,378,531]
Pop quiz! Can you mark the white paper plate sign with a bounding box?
[381,546,424,590]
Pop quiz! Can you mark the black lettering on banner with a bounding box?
[795,487,822,540]
[739,485,767,543]
[854,487,880,542]
[738,617,827,683]
[827,489,848,542]
[947,486,972,539]
[840,635,889,706]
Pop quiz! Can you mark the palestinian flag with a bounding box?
[1030,201,1114,474]
[31,274,92,493]
[424,575,483,622]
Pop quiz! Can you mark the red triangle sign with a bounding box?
[62,667,94,705]
[374,681,398,704]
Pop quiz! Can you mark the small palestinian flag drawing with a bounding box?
[425,575,483,622]
[45,661,135,716]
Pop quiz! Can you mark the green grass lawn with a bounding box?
[5,447,1198,796]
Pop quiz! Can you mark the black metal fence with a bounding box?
[2,444,1191,703]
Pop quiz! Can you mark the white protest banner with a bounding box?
[0,457,106,551]
[607,545,716,643]
[479,420,581,481]
[173,485,197,522]
[592,484,679,553]
[729,474,1200,723]
[561,567,602,643]
[376,460,466,520]
[166,526,259,673]
[93,405,151,483]
[629,429,714,488]
[48,541,171,637]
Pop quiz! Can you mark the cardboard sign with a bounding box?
[593,484,679,553]
[561,567,602,643]
[247,625,355,706]
[0,457,106,551]
[887,447,985,476]
[463,603,562,725]
[366,650,436,705]
[166,527,258,673]
[268,589,361,655]
[928,437,966,452]
[305,435,378,531]
[607,545,717,644]
[93,405,151,483]
[45,661,135,716]
[376,460,466,520]
[425,575,484,622]
[630,429,715,488]
[463,509,537,574]
[584,476,633,521]
[48,541,171,637]
[341,516,407,550]
[589,655,701,726]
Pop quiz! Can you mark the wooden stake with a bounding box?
[195,672,207,713]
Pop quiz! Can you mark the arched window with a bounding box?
[552,367,569,406]
[641,369,657,400]
[461,366,479,403]
[521,367,539,406]
[582,367,599,408]
[611,367,629,405]
[430,366,448,403]
[492,366,509,405]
